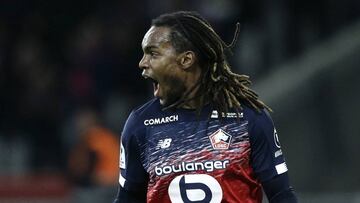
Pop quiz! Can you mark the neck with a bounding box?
[179,66,202,109]
[164,65,203,110]
[180,88,201,109]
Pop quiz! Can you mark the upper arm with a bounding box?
[116,112,148,202]
[248,110,297,202]
[248,110,288,182]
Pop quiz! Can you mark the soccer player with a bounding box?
[114,11,298,203]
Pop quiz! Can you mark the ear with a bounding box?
[177,51,196,70]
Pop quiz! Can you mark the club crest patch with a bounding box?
[120,142,126,169]
[209,129,232,150]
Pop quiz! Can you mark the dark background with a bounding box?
[0,0,359,202]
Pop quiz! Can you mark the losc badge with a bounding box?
[209,129,232,150]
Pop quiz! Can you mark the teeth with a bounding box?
[142,74,158,85]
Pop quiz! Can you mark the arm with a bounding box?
[248,109,298,203]
[114,112,148,203]
[114,187,146,203]
[113,143,148,203]
[262,173,297,203]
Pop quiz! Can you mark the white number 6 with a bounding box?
[168,174,223,203]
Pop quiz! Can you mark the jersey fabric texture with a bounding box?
[117,98,288,203]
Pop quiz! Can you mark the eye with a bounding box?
[150,51,159,57]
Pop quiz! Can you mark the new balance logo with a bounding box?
[156,138,172,149]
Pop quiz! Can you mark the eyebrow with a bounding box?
[143,45,158,53]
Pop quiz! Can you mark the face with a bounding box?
[139,26,187,106]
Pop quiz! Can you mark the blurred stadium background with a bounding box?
[0,0,359,202]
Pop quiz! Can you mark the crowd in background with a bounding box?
[0,0,359,201]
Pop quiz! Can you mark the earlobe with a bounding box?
[178,51,195,69]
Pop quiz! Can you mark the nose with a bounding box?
[138,55,148,70]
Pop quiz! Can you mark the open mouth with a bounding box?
[144,76,160,97]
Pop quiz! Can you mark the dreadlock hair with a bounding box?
[152,11,271,115]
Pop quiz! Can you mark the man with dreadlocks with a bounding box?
[114,11,297,203]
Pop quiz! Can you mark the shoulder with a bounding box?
[242,104,272,122]
[122,98,162,135]
[132,98,162,118]
[242,104,274,131]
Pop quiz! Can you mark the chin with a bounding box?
[159,99,166,106]
[159,91,182,107]
[159,97,176,108]
[159,98,171,106]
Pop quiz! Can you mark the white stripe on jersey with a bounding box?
[119,173,126,187]
[275,162,288,175]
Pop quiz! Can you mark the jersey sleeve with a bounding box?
[262,173,298,203]
[115,111,148,202]
[248,110,289,182]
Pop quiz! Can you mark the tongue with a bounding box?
[153,83,160,97]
